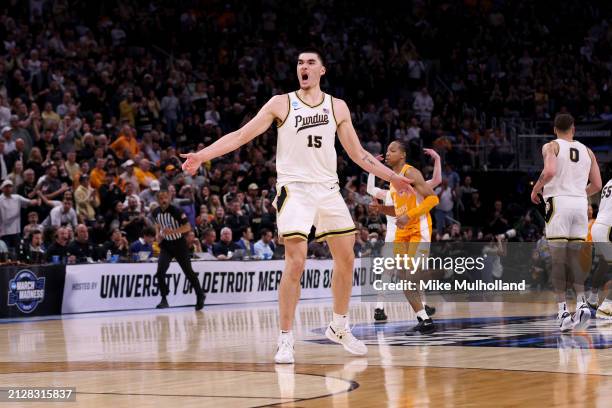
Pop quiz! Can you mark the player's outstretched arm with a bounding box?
[333,98,414,195]
[586,148,602,196]
[530,142,558,204]
[423,148,442,188]
[181,95,287,175]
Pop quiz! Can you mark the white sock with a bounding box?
[558,302,567,316]
[376,302,384,309]
[588,290,599,304]
[416,309,429,321]
[576,292,586,306]
[279,330,292,338]
[332,312,349,328]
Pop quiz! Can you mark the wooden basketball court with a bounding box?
[1,297,611,407]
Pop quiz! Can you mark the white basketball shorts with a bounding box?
[544,196,588,243]
[272,182,356,241]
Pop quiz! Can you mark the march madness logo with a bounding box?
[8,269,46,313]
[308,316,612,349]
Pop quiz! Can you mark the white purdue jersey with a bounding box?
[276,92,338,185]
[596,179,612,225]
[543,138,591,199]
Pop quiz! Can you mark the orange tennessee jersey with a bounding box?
[390,164,433,242]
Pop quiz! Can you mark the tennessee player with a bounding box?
[373,140,440,333]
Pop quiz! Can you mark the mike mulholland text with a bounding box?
[373,279,527,292]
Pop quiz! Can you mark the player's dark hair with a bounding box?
[392,140,407,155]
[554,114,574,132]
[298,48,325,66]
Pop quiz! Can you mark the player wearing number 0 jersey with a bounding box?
[180,49,415,365]
[531,113,602,332]
[593,179,612,319]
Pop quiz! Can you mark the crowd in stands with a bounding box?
[0,0,610,263]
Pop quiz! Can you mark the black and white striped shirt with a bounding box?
[152,205,188,241]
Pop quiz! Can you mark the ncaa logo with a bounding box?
[291,101,299,108]
[8,269,46,313]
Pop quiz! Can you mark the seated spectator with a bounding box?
[200,228,216,254]
[46,227,70,263]
[235,227,255,256]
[254,228,275,259]
[186,230,202,255]
[67,224,97,263]
[213,227,238,260]
[103,228,130,259]
[20,230,45,264]
[129,226,155,260]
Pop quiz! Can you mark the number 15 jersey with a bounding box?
[276,91,339,185]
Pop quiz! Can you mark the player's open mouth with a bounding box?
[301,74,308,80]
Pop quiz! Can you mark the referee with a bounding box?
[152,187,205,310]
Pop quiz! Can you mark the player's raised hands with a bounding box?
[423,148,440,161]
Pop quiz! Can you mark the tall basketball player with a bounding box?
[180,49,415,364]
[530,113,601,332]
[367,148,441,321]
[592,179,612,319]
[372,141,440,333]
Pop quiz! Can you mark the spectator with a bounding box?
[0,141,8,182]
[6,138,27,171]
[74,174,99,224]
[7,160,24,190]
[0,179,39,249]
[186,230,203,255]
[213,227,239,260]
[254,228,275,259]
[413,88,434,124]
[110,125,139,160]
[90,158,106,190]
[161,88,180,133]
[129,226,156,259]
[140,180,161,210]
[45,227,70,263]
[236,227,255,256]
[40,192,78,229]
[104,228,130,259]
[20,230,45,264]
[225,200,249,239]
[67,224,97,263]
[23,211,44,239]
[488,200,510,235]
[201,228,217,254]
